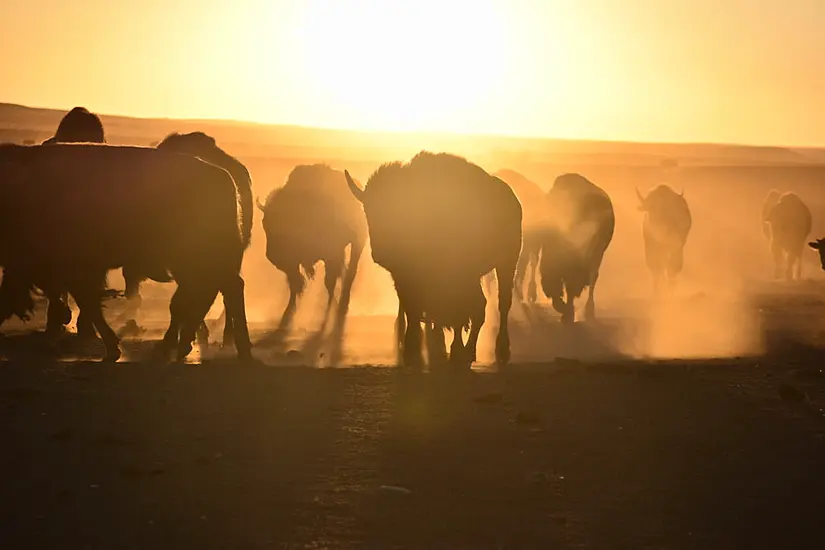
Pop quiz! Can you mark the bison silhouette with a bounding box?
[345,151,522,367]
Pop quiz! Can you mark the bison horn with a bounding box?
[345,170,364,203]
[680,188,685,197]
[635,187,645,204]
[255,196,266,211]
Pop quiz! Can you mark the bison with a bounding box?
[540,173,614,323]
[762,191,812,280]
[490,169,548,304]
[808,237,825,270]
[1,107,108,336]
[41,106,106,145]
[636,184,692,292]
[0,143,251,362]
[345,151,523,367]
[119,131,254,348]
[258,164,367,330]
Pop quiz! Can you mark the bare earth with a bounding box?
[2,291,825,550]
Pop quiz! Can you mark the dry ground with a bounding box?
[1,285,825,550]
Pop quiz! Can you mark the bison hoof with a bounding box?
[102,347,122,363]
[495,345,511,366]
[237,347,254,362]
[176,344,193,363]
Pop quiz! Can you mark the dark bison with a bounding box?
[808,237,825,270]
[345,151,523,367]
[41,106,106,145]
[259,164,367,329]
[0,143,251,362]
[636,184,692,292]
[540,173,614,323]
[2,107,108,335]
[120,131,254,348]
[762,190,811,280]
[489,169,547,304]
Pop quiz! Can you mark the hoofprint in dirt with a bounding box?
[1,359,825,550]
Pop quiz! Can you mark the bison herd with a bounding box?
[0,107,821,367]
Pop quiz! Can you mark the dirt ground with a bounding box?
[2,285,825,550]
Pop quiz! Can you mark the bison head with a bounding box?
[345,170,394,268]
[539,228,588,303]
[808,238,825,270]
[636,186,685,212]
[156,132,219,160]
[257,193,289,268]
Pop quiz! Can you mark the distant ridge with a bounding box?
[1,101,822,167]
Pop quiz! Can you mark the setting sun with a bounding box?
[288,0,513,133]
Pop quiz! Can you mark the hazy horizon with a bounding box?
[3,0,825,147]
[6,99,825,152]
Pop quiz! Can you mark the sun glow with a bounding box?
[288,0,515,133]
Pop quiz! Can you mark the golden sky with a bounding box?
[2,0,824,145]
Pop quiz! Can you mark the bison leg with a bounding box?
[394,283,423,368]
[402,314,424,368]
[121,266,144,323]
[449,325,467,367]
[425,322,448,365]
[45,291,73,334]
[76,304,97,339]
[156,288,186,362]
[464,284,487,364]
[786,249,800,281]
[664,247,684,292]
[70,282,120,362]
[323,252,345,314]
[337,239,365,323]
[196,320,211,352]
[176,287,220,363]
[770,239,784,279]
[218,300,233,350]
[495,262,516,365]
[278,268,304,330]
[526,250,539,305]
[220,274,253,361]
[584,270,600,322]
[395,301,407,356]
[782,250,793,281]
[513,256,527,303]
[554,296,575,324]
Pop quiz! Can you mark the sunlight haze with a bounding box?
[2,0,824,144]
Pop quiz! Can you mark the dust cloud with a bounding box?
[95,152,825,367]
